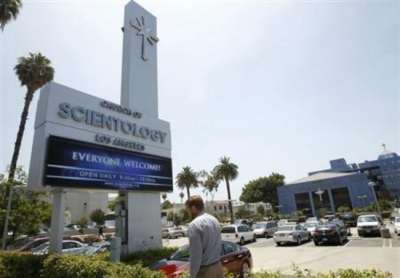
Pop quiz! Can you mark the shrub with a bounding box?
[83,234,102,243]
[0,251,46,278]
[121,246,179,267]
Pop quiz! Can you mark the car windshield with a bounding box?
[169,245,190,261]
[278,225,294,231]
[74,245,99,255]
[358,216,377,222]
[221,227,235,233]
[255,223,266,229]
[8,237,31,249]
[304,223,317,228]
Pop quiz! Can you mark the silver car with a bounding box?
[273,224,311,246]
[162,228,181,239]
[253,221,278,238]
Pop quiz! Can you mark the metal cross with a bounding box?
[382,143,386,150]
[129,16,159,61]
[315,187,324,202]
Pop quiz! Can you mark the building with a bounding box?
[65,192,108,224]
[278,147,400,217]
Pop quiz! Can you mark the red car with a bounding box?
[150,241,252,278]
[7,235,71,252]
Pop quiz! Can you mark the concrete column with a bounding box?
[120,191,162,255]
[328,189,335,214]
[308,191,316,217]
[49,188,66,254]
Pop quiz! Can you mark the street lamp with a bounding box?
[275,205,282,219]
[368,182,382,220]
[357,195,367,211]
[2,185,27,250]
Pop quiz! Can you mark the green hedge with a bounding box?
[121,246,179,267]
[0,251,46,278]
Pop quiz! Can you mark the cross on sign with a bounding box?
[315,188,324,202]
[382,143,386,150]
[129,16,159,61]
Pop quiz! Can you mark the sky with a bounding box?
[0,0,399,205]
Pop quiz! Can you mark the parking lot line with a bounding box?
[389,239,393,248]
[343,239,351,247]
[382,238,386,248]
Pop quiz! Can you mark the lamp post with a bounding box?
[368,182,382,220]
[315,188,325,218]
[275,205,282,219]
[357,195,367,211]
[2,185,27,250]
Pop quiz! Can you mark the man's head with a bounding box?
[185,195,204,220]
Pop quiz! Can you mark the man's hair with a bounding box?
[185,195,204,211]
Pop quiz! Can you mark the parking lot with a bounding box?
[162,224,400,276]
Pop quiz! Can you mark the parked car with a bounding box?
[394,217,400,235]
[273,224,311,246]
[31,240,87,255]
[7,235,71,252]
[253,221,278,238]
[313,222,348,245]
[221,224,256,245]
[234,219,253,227]
[277,219,289,227]
[302,221,322,237]
[173,226,188,237]
[151,241,252,278]
[341,212,358,227]
[305,217,319,223]
[390,211,400,223]
[323,214,337,222]
[71,242,110,256]
[357,214,382,237]
[162,228,181,239]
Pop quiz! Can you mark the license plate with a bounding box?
[280,234,285,237]
[366,229,371,233]
[322,238,327,242]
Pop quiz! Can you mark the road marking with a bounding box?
[343,239,351,247]
[389,238,393,248]
[382,238,386,248]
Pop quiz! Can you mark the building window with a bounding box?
[219,205,222,210]
[214,206,217,211]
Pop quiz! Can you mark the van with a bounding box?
[253,221,278,238]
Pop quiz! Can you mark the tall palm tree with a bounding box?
[213,157,239,223]
[175,166,198,200]
[8,53,54,182]
[0,0,22,31]
[179,192,184,203]
[203,173,219,203]
[161,193,167,202]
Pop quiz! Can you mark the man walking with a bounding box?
[186,195,223,278]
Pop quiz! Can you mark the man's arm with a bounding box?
[188,224,202,278]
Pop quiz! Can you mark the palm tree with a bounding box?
[213,156,239,223]
[203,173,219,203]
[161,193,167,202]
[179,192,184,203]
[8,53,54,182]
[175,166,198,200]
[0,0,22,31]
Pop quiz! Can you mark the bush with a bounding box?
[121,246,179,267]
[83,235,102,243]
[0,251,46,278]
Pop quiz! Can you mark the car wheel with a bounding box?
[253,234,257,242]
[338,234,343,245]
[313,240,319,246]
[241,260,251,278]
[240,237,245,245]
[264,232,269,239]
[276,242,281,246]
[167,234,171,239]
[297,236,301,245]
[307,233,311,242]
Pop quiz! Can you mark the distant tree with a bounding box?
[175,166,198,200]
[257,205,265,216]
[235,207,248,219]
[179,192,184,203]
[162,200,173,209]
[337,205,351,213]
[239,173,285,206]
[167,211,175,221]
[89,209,105,226]
[161,193,167,202]
[77,216,88,234]
[8,53,54,182]
[199,170,219,203]
[214,157,239,223]
[0,0,22,31]
[378,189,395,202]
[108,197,119,212]
[179,208,190,223]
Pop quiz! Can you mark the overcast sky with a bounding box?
[1,0,398,204]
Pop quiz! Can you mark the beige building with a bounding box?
[65,192,108,224]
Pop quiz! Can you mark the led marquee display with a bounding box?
[44,136,172,191]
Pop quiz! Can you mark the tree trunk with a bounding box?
[225,177,234,223]
[8,89,34,182]
[186,186,191,200]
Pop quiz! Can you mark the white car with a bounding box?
[31,240,87,255]
[273,224,311,246]
[221,224,256,245]
[302,221,322,237]
[357,214,382,237]
[394,217,400,235]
